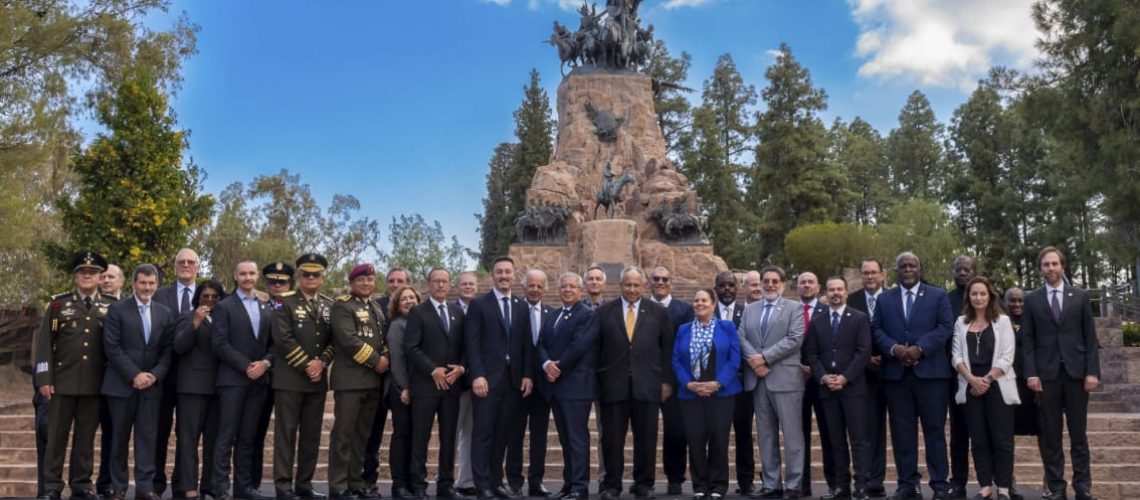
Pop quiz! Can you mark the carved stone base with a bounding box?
[638,241,728,284]
[581,220,638,265]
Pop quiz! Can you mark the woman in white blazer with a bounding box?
[951,276,1020,500]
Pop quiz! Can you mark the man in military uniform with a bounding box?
[251,261,294,493]
[32,251,114,500]
[328,264,390,500]
[272,254,335,500]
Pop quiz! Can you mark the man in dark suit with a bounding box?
[271,254,334,500]
[803,277,872,500]
[405,268,467,499]
[210,260,275,500]
[361,266,411,494]
[101,264,177,500]
[33,251,114,500]
[464,256,534,500]
[585,265,607,311]
[714,271,752,495]
[942,255,976,499]
[507,269,554,497]
[845,259,888,498]
[597,266,675,500]
[152,248,200,497]
[871,252,955,500]
[538,272,599,500]
[455,271,480,497]
[96,262,127,498]
[796,271,834,498]
[648,266,692,495]
[1023,247,1101,500]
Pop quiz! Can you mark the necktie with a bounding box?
[501,297,511,337]
[722,306,731,320]
[831,311,839,338]
[905,291,915,322]
[625,303,636,342]
[181,286,191,314]
[803,304,811,327]
[439,304,450,335]
[531,305,541,345]
[1051,290,1062,322]
[554,307,569,330]
[867,293,877,319]
[761,303,773,337]
[84,296,92,310]
[140,304,151,343]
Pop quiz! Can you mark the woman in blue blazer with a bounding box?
[673,288,742,500]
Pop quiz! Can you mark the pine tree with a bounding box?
[644,40,693,159]
[886,91,946,200]
[477,142,517,269]
[506,69,555,242]
[829,117,890,225]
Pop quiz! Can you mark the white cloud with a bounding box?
[481,0,511,6]
[662,0,715,9]
[849,0,1039,90]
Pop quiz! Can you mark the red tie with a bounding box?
[804,304,811,339]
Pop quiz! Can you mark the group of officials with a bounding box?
[32,245,1101,500]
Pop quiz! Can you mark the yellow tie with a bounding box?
[625,303,636,342]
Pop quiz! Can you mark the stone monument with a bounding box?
[510,0,728,283]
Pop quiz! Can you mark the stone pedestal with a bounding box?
[581,219,639,268]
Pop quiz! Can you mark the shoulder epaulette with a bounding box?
[279,290,297,297]
[319,293,333,302]
[100,293,117,301]
[336,295,352,302]
[50,291,72,301]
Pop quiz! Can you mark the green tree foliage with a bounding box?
[829,117,890,225]
[52,67,212,279]
[476,142,517,270]
[679,53,758,268]
[506,69,555,237]
[877,200,964,287]
[379,214,470,286]
[887,91,946,200]
[643,40,693,158]
[749,43,847,264]
[785,222,885,277]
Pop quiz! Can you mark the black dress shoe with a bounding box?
[749,488,783,500]
[458,488,479,497]
[930,491,951,500]
[493,486,520,499]
[70,490,101,500]
[436,486,465,499]
[530,486,552,498]
[631,486,652,499]
[562,494,588,500]
[240,488,274,500]
[277,490,299,500]
[782,492,801,500]
[887,490,922,500]
[945,487,967,500]
[822,489,853,500]
[106,493,127,500]
[865,487,887,499]
[329,492,356,500]
[40,491,62,500]
[1074,493,1097,500]
[136,493,162,500]
[600,490,620,500]
[297,489,328,500]
[508,487,524,497]
[852,490,869,500]
[392,487,415,499]
[736,485,755,496]
[667,484,682,496]
[477,489,498,500]
[411,488,428,500]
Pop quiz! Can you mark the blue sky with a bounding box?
[141,0,1040,264]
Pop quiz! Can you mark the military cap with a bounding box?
[263,261,295,282]
[295,253,329,274]
[71,250,108,273]
[348,263,375,281]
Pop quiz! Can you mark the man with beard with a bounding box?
[714,271,753,496]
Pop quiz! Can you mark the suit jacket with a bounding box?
[101,298,176,399]
[173,310,218,395]
[272,291,334,393]
[721,302,745,328]
[595,298,675,403]
[871,283,955,381]
[329,295,388,391]
[405,299,466,398]
[738,297,805,392]
[661,298,695,334]
[154,283,195,316]
[1021,285,1100,381]
[803,307,871,398]
[537,301,599,401]
[799,301,828,365]
[463,291,534,389]
[673,319,742,399]
[210,292,275,388]
[525,301,554,396]
[951,315,1020,405]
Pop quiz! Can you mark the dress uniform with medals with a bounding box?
[271,254,335,499]
[32,251,114,500]
[328,264,389,500]
[249,261,294,494]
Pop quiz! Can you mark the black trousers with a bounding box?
[44,394,99,493]
[865,375,888,491]
[660,396,687,485]
[820,391,870,491]
[964,385,1015,489]
[600,395,660,493]
[107,393,161,495]
[154,381,179,495]
[273,389,327,494]
[948,377,970,490]
[680,396,735,496]
[329,389,381,494]
[387,387,414,491]
[410,392,460,490]
[551,398,593,495]
[96,396,114,494]
[252,386,274,489]
[885,371,949,492]
[508,389,550,489]
[802,377,835,491]
[471,377,523,491]
[175,393,217,495]
[732,390,756,489]
[34,391,49,497]
[362,387,390,487]
[212,384,270,495]
[1038,375,1092,494]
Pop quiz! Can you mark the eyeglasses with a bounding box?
[176,259,198,266]
[301,272,323,278]
[651,276,670,283]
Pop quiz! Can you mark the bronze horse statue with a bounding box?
[594,172,635,219]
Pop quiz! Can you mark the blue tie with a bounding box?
[501,297,511,338]
[761,303,773,336]
[831,311,839,338]
[140,304,152,343]
[905,291,915,323]
[867,294,877,319]
[439,304,450,335]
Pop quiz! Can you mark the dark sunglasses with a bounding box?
[301,272,323,278]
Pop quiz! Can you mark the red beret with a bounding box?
[349,263,375,281]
